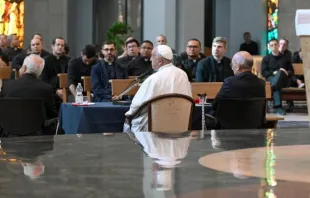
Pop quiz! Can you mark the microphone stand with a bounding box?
[197,93,207,139]
[114,79,142,101]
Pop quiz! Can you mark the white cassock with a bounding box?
[125,63,192,132]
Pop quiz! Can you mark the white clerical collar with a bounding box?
[158,63,173,72]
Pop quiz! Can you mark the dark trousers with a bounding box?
[267,76,283,107]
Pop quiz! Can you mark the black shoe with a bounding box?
[275,107,286,115]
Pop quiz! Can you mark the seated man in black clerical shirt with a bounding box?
[196,37,234,82]
[116,38,140,72]
[127,40,153,76]
[67,45,98,102]
[91,41,128,102]
[0,54,58,136]
[292,49,303,64]
[12,37,50,70]
[206,51,265,128]
[3,33,22,61]
[40,37,71,108]
[180,38,205,80]
[239,32,259,55]
[261,39,304,115]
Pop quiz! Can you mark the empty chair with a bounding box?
[128,94,195,133]
[0,98,46,136]
[216,98,266,129]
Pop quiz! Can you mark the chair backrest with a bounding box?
[217,98,266,129]
[293,63,303,75]
[110,79,139,96]
[0,66,12,80]
[58,73,67,103]
[191,82,222,100]
[0,98,45,136]
[191,82,271,100]
[252,56,263,78]
[82,76,91,102]
[129,94,195,133]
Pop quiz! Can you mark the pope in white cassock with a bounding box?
[125,45,192,132]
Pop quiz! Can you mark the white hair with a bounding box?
[23,54,45,77]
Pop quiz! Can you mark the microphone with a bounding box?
[135,69,153,81]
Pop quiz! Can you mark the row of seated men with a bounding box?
[0,34,304,115]
[0,33,305,116]
[0,43,266,136]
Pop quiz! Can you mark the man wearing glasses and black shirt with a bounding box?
[91,41,128,102]
[127,40,153,76]
[180,38,205,80]
[116,38,140,72]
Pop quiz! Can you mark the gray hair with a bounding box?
[23,54,45,77]
[7,34,17,44]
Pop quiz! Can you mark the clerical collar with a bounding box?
[144,58,149,62]
[213,56,223,63]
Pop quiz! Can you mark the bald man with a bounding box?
[12,38,50,70]
[125,45,192,132]
[212,51,266,112]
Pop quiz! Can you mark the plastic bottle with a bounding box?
[75,83,83,103]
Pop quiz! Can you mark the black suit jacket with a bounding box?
[213,71,266,112]
[0,74,58,119]
[11,50,50,70]
[196,56,234,82]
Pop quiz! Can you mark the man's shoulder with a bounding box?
[116,56,129,63]
[199,56,213,65]
[68,57,80,65]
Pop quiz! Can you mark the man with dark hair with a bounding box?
[261,39,301,115]
[0,34,8,51]
[239,32,259,55]
[91,41,128,102]
[64,44,70,56]
[40,37,70,107]
[196,37,233,82]
[4,33,22,61]
[116,38,140,73]
[180,38,205,79]
[67,44,98,101]
[0,52,9,66]
[127,40,153,76]
[279,38,292,61]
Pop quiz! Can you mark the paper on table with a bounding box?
[295,9,310,36]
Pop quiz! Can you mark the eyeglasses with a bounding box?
[102,48,115,52]
[141,46,153,50]
[187,45,199,49]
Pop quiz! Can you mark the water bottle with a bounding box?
[75,83,83,104]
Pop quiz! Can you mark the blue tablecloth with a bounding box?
[59,102,211,134]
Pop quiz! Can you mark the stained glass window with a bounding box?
[0,0,24,46]
[267,0,278,53]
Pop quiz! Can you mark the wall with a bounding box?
[215,0,267,57]
[143,0,204,54]
[24,0,68,51]
[278,0,310,52]
[67,0,94,57]
[143,0,177,49]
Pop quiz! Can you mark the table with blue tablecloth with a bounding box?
[59,102,211,134]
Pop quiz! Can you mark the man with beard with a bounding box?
[91,41,128,102]
[180,38,205,80]
[196,37,234,82]
[40,37,70,107]
[127,40,153,76]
